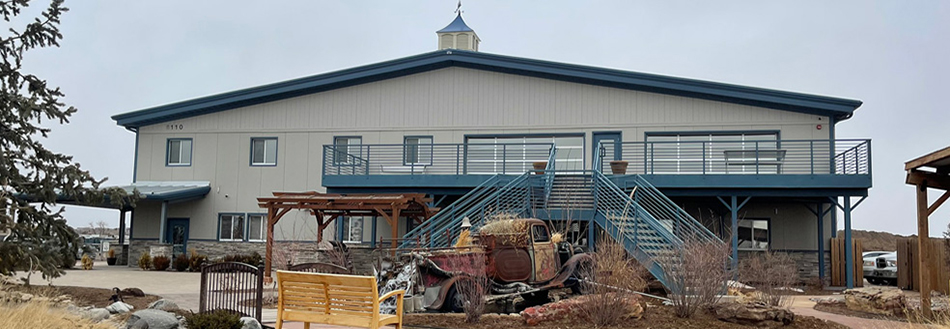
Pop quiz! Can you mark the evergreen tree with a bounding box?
[0,0,134,284]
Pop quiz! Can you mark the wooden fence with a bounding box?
[896,237,950,294]
[830,237,863,287]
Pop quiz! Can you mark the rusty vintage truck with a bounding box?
[403,218,593,312]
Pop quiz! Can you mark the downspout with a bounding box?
[131,127,140,183]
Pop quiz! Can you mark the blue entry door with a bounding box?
[165,218,189,257]
[592,132,622,168]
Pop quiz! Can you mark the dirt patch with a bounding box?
[405,304,848,329]
[813,303,904,322]
[7,285,161,310]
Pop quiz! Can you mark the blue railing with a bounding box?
[323,143,556,176]
[597,139,871,175]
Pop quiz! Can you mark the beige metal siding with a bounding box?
[133,67,831,241]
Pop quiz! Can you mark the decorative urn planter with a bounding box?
[610,160,629,175]
[106,257,117,266]
[532,161,548,174]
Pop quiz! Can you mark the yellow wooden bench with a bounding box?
[276,270,405,329]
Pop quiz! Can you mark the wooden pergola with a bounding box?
[905,146,950,317]
[256,192,437,279]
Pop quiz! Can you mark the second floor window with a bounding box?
[333,136,362,164]
[251,138,278,166]
[404,136,433,165]
[167,139,192,166]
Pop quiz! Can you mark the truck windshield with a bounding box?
[532,225,550,243]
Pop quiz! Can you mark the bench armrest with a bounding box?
[379,289,406,316]
[379,289,406,302]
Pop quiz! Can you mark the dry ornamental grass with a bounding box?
[0,300,114,329]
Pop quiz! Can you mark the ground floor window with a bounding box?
[247,214,266,241]
[341,216,364,243]
[219,214,245,241]
[737,218,769,250]
[217,213,266,242]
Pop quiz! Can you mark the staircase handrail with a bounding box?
[428,172,533,247]
[399,174,502,249]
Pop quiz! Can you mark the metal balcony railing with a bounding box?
[596,139,871,175]
[322,143,556,176]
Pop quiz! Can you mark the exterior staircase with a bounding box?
[400,169,725,290]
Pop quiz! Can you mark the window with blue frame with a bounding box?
[250,138,278,166]
[218,214,245,241]
[403,136,433,165]
[166,138,193,166]
[218,213,266,242]
[333,136,362,164]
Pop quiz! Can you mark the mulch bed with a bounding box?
[7,285,161,310]
[405,304,848,329]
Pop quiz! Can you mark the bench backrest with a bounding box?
[288,262,351,275]
[200,262,264,323]
[276,270,380,327]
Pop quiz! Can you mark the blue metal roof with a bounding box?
[437,13,474,33]
[112,50,863,129]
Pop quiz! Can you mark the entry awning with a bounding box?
[17,181,212,210]
[125,181,212,202]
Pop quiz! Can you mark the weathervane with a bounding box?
[455,0,463,14]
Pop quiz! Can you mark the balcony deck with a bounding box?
[322,139,871,196]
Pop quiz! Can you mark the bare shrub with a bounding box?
[321,241,351,271]
[658,235,733,318]
[739,251,798,307]
[445,250,489,323]
[577,236,648,326]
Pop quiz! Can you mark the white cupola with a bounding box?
[437,13,479,51]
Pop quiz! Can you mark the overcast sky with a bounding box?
[20,1,950,236]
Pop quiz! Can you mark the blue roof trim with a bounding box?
[437,14,474,33]
[113,50,863,128]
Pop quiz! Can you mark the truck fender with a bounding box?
[543,253,593,288]
[426,275,469,311]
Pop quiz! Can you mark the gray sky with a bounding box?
[23,1,950,236]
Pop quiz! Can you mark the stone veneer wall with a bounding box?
[737,250,831,286]
[129,239,377,275]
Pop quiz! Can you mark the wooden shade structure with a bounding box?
[905,146,950,317]
[257,192,437,280]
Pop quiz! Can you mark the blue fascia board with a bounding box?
[610,174,870,197]
[113,50,862,129]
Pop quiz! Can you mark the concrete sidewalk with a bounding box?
[788,295,935,329]
[15,261,203,311]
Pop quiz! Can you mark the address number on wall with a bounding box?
[166,124,184,130]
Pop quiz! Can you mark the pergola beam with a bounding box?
[257,192,436,281]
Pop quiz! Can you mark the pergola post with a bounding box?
[905,147,950,318]
[916,183,931,318]
[265,207,276,281]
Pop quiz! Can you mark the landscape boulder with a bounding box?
[713,303,794,328]
[520,294,642,326]
[126,309,178,329]
[147,299,179,311]
[107,301,135,314]
[79,308,111,322]
[240,316,263,329]
[844,286,905,315]
[122,287,146,297]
